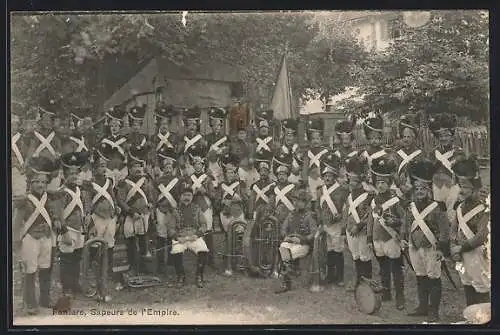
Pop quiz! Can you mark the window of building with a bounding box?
[388,18,402,39]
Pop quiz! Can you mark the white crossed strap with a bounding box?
[334,149,358,160]
[62,187,84,220]
[390,183,404,198]
[191,174,207,192]
[256,136,272,153]
[210,136,227,152]
[222,181,239,198]
[12,132,24,166]
[308,148,328,168]
[102,137,127,157]
[22,193,52,238]
[457,203,485,240]
[91,178,114,210]
[125,177,148,205]
[69,136,89,152]
[435,149,455,174]
[252,182,274,204]
[410,201,438,246]
[371,197,400,238]
[348,192,369,224]
[364,149,387,166]
[320,182,340,216]
[33,131,56,157]
[274,184,295,211]
[156,132,173,150]
[184,134,202,153]
[397,149,422,174]
[158,177,179,208]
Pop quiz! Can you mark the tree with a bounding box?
[348,10,489,123]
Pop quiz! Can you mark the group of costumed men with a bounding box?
[12,96,490,324]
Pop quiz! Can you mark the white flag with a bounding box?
[271,54,294,120]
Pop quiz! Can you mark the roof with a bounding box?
[104,58,242,110]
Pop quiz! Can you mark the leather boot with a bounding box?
[24,273,38,314]
[275,261,292,294]
[362,260,373,280]
[204,233,215,267]
[72,249,83,294]
[474,290,491,304]
[326,251,336,284]
[126,237,137,274]
[156,236,167,275]
[463,285,476,306]
[172,253,185,288]
[347,259,361,292]
[38,268,52,308]
[408,276,429,316]
[196,252,207,288]
[427,278,442,323]
[392,257,405,310]
[166,237,174,266]
[59,252,73,296]
[334,252,344,286]
[377,256,391,301]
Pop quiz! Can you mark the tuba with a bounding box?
[228,219,248,272]
[243,215,280,277]
[309,229,329,292]
[81,237,109,301]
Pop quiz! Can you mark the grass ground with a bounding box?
[12,168,490,326]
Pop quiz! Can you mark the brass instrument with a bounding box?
[81,237,109,301]
[228,220,248,272]
[309,229,328,292]
[243,216,280,277]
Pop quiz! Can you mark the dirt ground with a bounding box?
[11,168,490,326]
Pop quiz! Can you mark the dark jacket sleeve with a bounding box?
[436,207,451,255]
[461,212,489,253]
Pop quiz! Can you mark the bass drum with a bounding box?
[243,216,280,278]
[355,277,384,314]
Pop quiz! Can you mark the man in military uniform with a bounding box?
[187,144,217,268]
[361,115,390,193]
[151,103,178,178]
[304,118,328,211]
[367,157,407,310]
[344,154,375,292]
[404,160,451,323]
[206,107,229,187]
[57,152,90,297]
[155,146,181,277]
[100,105,128,183]
[393,114,424,203]
[14,157,60,314]
[218,152,246,276]
[280,118,303,184]
[62,107,93,184]
[127,104,150,149]
[316,151,349,287]
[83,142,121,295]
[12,112,27,247]
[253,109,276,157]
[248,151,276,223]
[275,187,318,294]
[116,145,156,275]
[333,118,359,186]
[230,124,251,163]
[24,96,63,191]
[179,106,207,177]
[168,179,209,288]
[450,157,490,306]
[428,113,465,222]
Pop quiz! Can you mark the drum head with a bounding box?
[355,282,381,315]
[463,303,491,324]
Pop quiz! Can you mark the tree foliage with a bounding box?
[347,10,489,122]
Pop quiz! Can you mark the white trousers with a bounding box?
[156,209,174,239]
[58,227,85,253]
[324,224,345,252]
[373,239,401,259]
[21,234,52,273]
[91,214,117,248]
[346,232,372,261]
[459,246,490,293]
[279,242,310,261]
[123,213,150,238]
[408,245,441,279]
[171,237,209,254]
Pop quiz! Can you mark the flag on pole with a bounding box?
[271,54,294,120]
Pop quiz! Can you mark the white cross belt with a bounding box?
[457,203,485,240]
[308,148,328,168]
[158,177,179,208]
[22,193,52,238]
[125,177,148,205]
[275,184,295,211]
[410,201,438,246]
[33,131,56,157]
[62,187,84,220]
[91,178,114,210]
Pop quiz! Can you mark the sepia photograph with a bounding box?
[9,10,490,326]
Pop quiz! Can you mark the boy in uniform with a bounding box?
[100,105,128,183]
[151,103,178,178]
[344,155,375,292]
[57,152,90,297]
[248,151,276,223]
[275,187,318,294]
[253,110,276,157]
[333,118,359,186]
[393,114,424,203]
[316,152,349,287]
[83,142,121,295]
[304,118,328,210]
[24,96,63,191]
[404,160,451,323]
[428,113,466,222]
[15,157,60,314]
[187,144,217,268]
[155,146,181,276]
[168,179,209,288]
[115,145,156,275]
[206,107,229,186]
[218,152,246,276]
[450,157,490,306]
[179,106,207,177]
[361,115,390,193]
[12,113,27,247]
[367,157,407,310]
